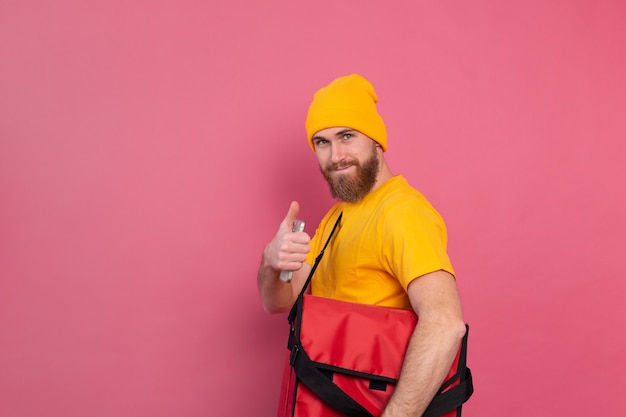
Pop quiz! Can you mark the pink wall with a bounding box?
[1,1,625,416]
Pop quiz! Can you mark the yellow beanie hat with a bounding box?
[305,74,387,151]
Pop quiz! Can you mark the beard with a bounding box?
[321,144,380,203]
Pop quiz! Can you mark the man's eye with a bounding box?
[314,139,328,146]
[343,133,353,139]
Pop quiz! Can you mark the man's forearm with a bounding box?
[257,254,296,313]
[382,319,466,417]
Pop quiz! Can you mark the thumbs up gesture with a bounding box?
[265,201,311,276]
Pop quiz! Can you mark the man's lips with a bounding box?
[329,166,355,177]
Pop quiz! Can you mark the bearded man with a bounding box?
[257,74,467,417]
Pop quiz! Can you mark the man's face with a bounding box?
[312,127,380,203]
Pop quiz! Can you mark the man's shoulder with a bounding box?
[372,177,448,231]
[378,176,432,208]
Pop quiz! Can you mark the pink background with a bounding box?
[1,1,625,416]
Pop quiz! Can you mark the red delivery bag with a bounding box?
[277,294,473,417]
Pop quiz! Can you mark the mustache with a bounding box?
[325,160,359,172]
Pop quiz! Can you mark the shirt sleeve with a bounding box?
[383,198,455,290]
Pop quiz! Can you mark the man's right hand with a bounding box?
[263,201,311,275]
[258,201,312,313]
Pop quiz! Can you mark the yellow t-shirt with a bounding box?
[305,175,454,310]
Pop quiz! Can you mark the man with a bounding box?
[258,74,466,417]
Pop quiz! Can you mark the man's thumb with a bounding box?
[282,201,300,230]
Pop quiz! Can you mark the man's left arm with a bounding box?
[381,270,466,417]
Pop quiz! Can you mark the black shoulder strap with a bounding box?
[301,211,342,296]
[288,211,342,324]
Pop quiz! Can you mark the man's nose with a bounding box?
[330,143,345,163]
